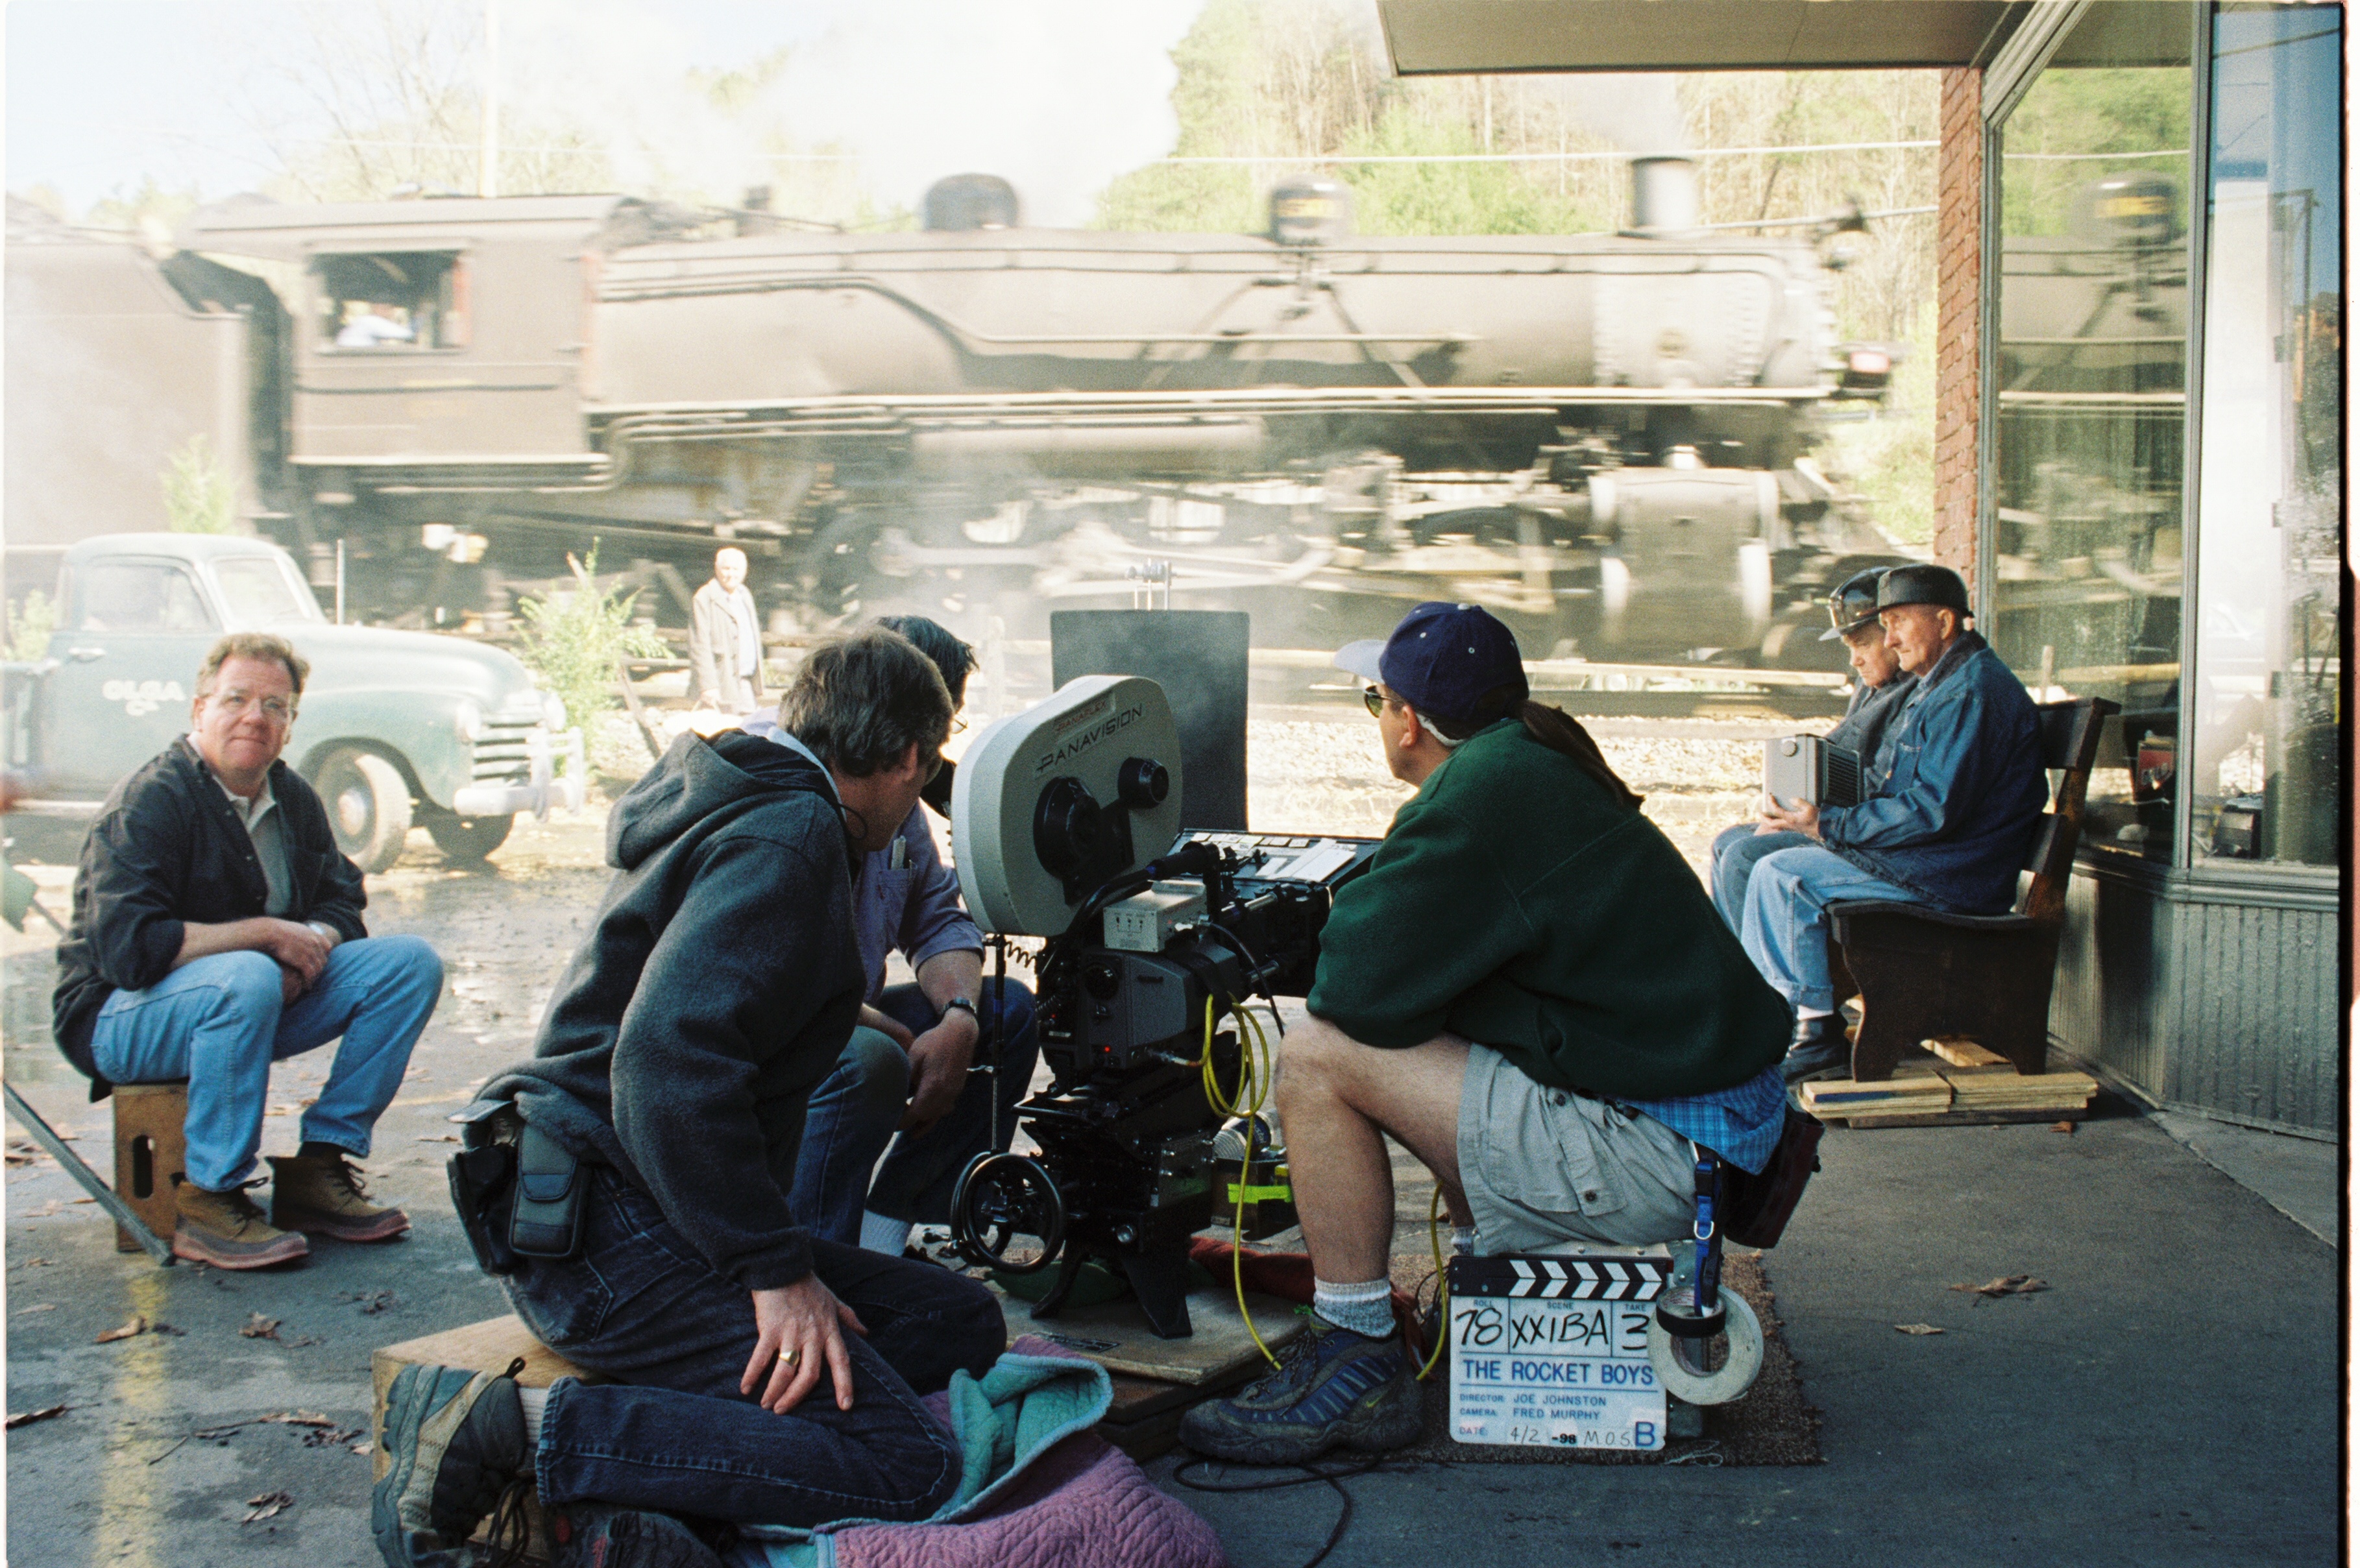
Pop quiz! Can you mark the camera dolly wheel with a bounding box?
[949,1152,1067,1275]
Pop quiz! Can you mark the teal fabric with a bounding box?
[736,1347,1113,1565]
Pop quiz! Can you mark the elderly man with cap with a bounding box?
[1741,564,2048,1083]
[1708,566,1918,929]
[1180,603,1792,1465]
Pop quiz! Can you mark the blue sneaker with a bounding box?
[372,1359,532,1568]
[1178,1315,1422,1465]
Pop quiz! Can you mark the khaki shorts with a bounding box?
[1455,1043,1696,1253]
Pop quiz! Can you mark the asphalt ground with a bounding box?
[2,718,2341,1567]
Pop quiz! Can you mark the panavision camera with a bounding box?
[949,676,1377,1337]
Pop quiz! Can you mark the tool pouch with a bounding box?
[507,1120,589,1260]
[1721,1107,1825,1249]
[446,1099,521,1276]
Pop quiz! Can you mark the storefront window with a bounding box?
[1989,6,2194,861]
[2189,5,2341,868]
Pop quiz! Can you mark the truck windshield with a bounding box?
[213,555,324,627]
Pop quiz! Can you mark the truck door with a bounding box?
[47,557,221,793]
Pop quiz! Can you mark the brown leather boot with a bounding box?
[267,1151,411,1242]
[172,1177,310,1269]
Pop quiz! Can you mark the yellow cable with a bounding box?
[1417,1185,1450,1381]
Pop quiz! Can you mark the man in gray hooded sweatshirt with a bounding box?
[371,629,1004,1568]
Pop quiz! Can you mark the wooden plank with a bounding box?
[1926,1037,2008,1068]
[990,1280,1304,1386]
[1838,1105,2092,1129]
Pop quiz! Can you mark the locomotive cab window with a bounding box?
[312,250,468,352]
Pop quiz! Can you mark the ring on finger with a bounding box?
[777,1346,801,1369]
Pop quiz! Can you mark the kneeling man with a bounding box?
[372,629,1004,1567]
[1182,603,1792,1464]
[52,633,440,1268]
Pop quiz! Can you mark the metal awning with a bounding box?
[1377,0,2035,73]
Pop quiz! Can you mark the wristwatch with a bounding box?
[939,996,980,1028]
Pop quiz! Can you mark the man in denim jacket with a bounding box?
[1739,565,2048,1082]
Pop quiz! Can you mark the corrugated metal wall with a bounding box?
[2054,869,2339,1138]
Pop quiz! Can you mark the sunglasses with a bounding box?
[1363,686,1387,719]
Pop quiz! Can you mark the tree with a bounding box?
[162,436,239,535]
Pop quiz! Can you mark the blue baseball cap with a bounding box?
[1333,602,1529,724]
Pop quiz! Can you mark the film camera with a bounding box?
[947,675,1377,1337]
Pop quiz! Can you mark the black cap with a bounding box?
[1819,567,1890,642]
[1875,564,1972,619]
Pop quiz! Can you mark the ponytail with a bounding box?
[1517,701,1643,811]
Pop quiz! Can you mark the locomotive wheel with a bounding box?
[422,808,515,865]
[308,747,413,874]
[949,1152,1066,1275]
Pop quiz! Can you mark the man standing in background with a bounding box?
[689,546,764,714]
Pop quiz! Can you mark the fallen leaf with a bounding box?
[70,1196,95,1204]
[417,1134,459,1144]
[1894,1323,1945,1336]
[95,1314,149,1344]
[241,1313,282,1340]
[20,1257,54,1268]
[260,1410,335,1427]
[5,1404,67,1430]
[14,1304,56,1316]
[350,1440,374,1456]
[242,1490,294,1523]
[297,1097,318,1108]
[2052,1120,2076,1134]
[1951,1275,2049,1298]
[264,1104,298,1118]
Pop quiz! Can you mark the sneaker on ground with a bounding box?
[549,1504,725,1568]
[269,1150,411,1242]
[171,1177,309,1269]
[1178,1314,1422,1465]
[372,1360,531,1568]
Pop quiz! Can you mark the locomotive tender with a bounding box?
[10,158,1905,661]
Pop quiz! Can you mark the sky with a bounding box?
[5,0,1203,223]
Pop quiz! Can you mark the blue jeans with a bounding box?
[504,1165,1004,1527]
[1709,824,1817,933]
[88,936,443,1190]
[789,979,1038,1246]
[1737,845,1917,1013]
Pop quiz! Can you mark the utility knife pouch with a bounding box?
[445,1099,522,1276]
[507,1121,588,1260]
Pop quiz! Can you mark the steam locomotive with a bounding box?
[6,158,1906,662]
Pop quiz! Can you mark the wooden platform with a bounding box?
[1801,1042,2097,1128]
[983,1275,1305,1386]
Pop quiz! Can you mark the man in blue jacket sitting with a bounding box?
[1741,564,2049,1083]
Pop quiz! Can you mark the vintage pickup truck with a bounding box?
[3,533,582,871]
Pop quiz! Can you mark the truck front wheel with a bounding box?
[422,809,514,865]
[309,747,413,874]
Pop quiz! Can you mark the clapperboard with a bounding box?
[1444,1249,1673,1451]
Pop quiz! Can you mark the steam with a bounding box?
[1533,73,1690,156]
[497,0,1200,226]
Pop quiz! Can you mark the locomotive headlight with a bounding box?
[454,699,484,743]
[540,691,567,732]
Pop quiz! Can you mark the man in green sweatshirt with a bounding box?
[1181,603,1793,1466]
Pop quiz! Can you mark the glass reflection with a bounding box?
[2191,3,2342,867]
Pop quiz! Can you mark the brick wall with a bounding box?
[1932,67,1983,576]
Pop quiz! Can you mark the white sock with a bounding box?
[1795,1006,1832,1020]
[858,1210,914,1257]
[516,1385,547,1444]
[1311,1276,1396,1340]
[1450,1225,1478,1257]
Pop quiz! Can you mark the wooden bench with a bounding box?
[1827,696,2117,1083]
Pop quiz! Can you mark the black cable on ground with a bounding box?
[1171,1455,1413,1568]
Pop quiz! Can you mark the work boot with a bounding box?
[268,1149,411,1242]
[548,1505,726,1568]
[1178,1314,1422,1465]
[1780,1015,1852,1085]
[372,1359,531,1568]
[171,1176,310,1269]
